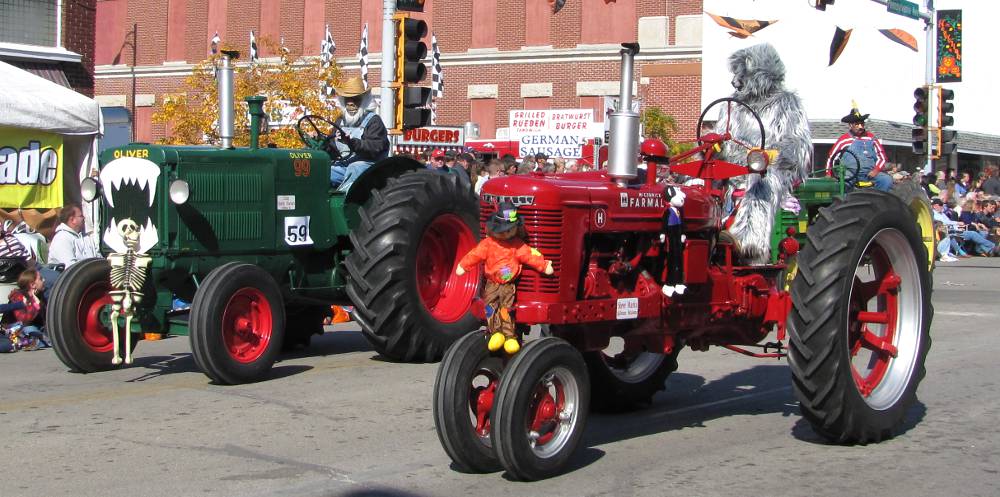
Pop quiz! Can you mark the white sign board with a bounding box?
[509,109,601,158]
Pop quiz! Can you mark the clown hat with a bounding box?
[841,100,869,124]
[487,201,523,234]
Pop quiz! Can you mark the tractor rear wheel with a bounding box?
[433,331,504,473]
[190,263,285,384]
[47,258,138,373]
[583,343,679,412]
[789,191,932,443]
[492,337,590,481]
[345,169,481,362]
[889,179,936,271]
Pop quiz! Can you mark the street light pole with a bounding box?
[380,0,398,155]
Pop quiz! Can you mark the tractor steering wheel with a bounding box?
[830,148,862,187]
[295,114,346,160]
[696,97,766,152]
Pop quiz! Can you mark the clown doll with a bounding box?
[661,185,687,297]
[455,202,554,354]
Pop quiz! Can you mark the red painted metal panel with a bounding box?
[207,0,228,57]
[470,99,496,141]
[524,0,550,47]
[471,0,497,49]
[580,0,636,45]
[95,0,127,65]
[166,0,187,62]
[259,0,281,57]
[302,0,325,55]
[135,106,154,142]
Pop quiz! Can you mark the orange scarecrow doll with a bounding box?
[455,202,554,354]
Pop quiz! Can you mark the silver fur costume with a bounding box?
[715,43,812,264]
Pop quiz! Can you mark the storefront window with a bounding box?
[0,0,59,47]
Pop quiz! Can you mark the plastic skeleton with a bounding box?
[107,219,151,365]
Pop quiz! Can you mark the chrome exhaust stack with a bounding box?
[218,50,239,149]
[607,43,641,187]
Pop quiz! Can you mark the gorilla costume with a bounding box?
[716,43,812,265]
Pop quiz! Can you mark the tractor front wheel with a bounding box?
[190,263,285,384]
[492,337,590,481]
[789,191,932,443]
[345,169,481,362]
[47,258,138,373]
[433,332,505,473]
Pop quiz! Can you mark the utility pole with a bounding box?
[380,0,398,155]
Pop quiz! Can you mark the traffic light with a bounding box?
[912,86,929,127]
[939,129,958,155]
[938,87,955,128]
[912,127,927,155]
[395,15,431,130]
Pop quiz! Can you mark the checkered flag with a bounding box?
[358,23,369,89]
[320,24,336,98]
[320,24,336,66]
[210,31,220,54]
[249,30,258,62]
[431,32,443,124]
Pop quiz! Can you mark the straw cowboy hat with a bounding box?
[336,76,369,98]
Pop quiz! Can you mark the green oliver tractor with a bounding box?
[46,63,481,384]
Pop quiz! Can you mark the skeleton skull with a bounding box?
[117,218,141,249]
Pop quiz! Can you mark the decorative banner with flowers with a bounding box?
[936,10,961,83]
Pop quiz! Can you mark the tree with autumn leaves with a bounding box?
[153,37,343,149]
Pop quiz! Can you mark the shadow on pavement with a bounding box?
[790,399,927,444]
[281,329,374,359]
[582,364,797,450]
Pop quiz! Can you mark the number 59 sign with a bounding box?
[284,216,314,246]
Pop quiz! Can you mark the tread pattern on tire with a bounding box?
[190,263,284,385]
[345,169,480,362]
[788,190,932,444]
[47,258,116,373]
[433,332,502,473]
[492,337,590,481]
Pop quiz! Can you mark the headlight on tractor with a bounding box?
[80,177,100,202]
[169,179,190,205]
[747,148,770,173]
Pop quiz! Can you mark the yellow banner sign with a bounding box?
[0,127,64,209]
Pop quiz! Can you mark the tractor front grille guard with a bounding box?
[479,204,563,294]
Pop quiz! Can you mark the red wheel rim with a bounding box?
[416,213,479,323]
[849,243,900,398]
[221,287,273,363]
[529,381,565,447]
[471,377,498,438]
[76,281,114,352]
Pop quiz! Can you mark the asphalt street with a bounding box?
[2,257,998,497]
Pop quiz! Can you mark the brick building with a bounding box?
[92,0,705,146]
[0,0,96,96]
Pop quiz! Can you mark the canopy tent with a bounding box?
[0,60,100,135]
[0,60,102,237]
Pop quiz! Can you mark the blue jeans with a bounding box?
[938,235,967,257]
[961,230,996,255]
[330,158,374,193]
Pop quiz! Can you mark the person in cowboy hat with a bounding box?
[455,201,554,354]
[825,102,892,192]
[329,76,390,192]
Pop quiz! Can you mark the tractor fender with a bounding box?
[344,156,425,206]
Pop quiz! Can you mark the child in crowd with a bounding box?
[3,268,49,350]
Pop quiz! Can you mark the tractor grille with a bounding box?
[480,203,563,294]
[179,171,264,243]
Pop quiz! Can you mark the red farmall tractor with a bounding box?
[433,44,932,480]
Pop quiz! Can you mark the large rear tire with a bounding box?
[433,332,504,473]
[190,263,285,384]
[889,179,936,271]
[789,191,932,443]
[47,258,138,373]
[345,169,481,362]
[492,337,590,481]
